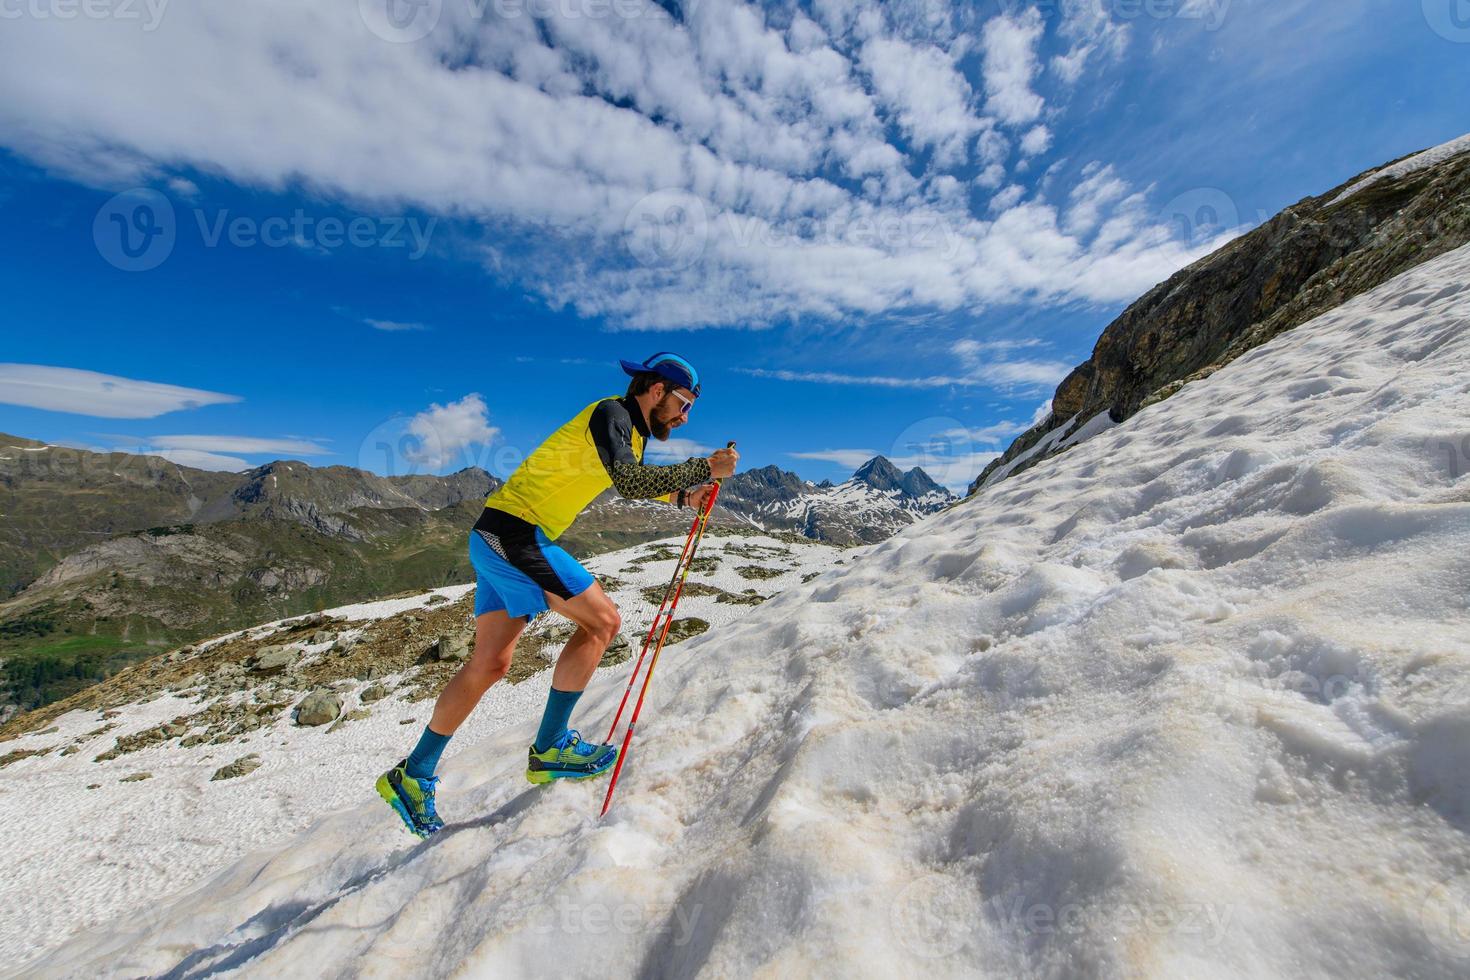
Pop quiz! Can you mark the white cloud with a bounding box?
[981,9,1046,126]
[143,435,331,457]
[788,448,883,469]
[146,448,251,472]
[950,337,1072,390]
[941,420,1030,444]
[166,176,200,198]
[859,36,984,166]
[1020,125,1052,157]
[365,319,430,332]
[989,183,1026,212]
[740,343,1068,392]
[403,394,499,470]
[739,368,976,389]
[645,436,714,460]
[0,2,1217,330]
[0,364,241,419]
[1051,0,1131,84]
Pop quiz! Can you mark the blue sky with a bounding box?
[0,0,1466,493]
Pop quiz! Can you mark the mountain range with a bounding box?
[0,435,947,713]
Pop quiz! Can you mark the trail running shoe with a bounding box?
[526,729,617,785]
[377,759,444,838]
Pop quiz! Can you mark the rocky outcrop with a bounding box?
[970,137,1470,494]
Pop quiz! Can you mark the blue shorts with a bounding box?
[468,510,595,620]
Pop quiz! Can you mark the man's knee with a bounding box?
[468,644,513,687]
[587,602,621,643]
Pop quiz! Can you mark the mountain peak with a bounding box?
[900,466,946,498]
[852,455,904,491]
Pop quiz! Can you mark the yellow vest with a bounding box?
[484,395,662,539]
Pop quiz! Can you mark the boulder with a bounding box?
[360,682,390,703]
[294,689,343,727]
[211,754,262,781]
[250,645,299,673]
[433,634,471,662]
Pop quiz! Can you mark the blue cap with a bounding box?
[618,351,701,396]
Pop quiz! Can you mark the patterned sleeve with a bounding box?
[590,399,713,500]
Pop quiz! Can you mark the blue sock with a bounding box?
[405,725,451,780]
[534,687,584,753]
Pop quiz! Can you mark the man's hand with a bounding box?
[707,445,739,479]
[686,483,716,510]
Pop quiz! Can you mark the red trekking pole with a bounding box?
[601,442,733,817]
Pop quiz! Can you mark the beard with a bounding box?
[650,395,680,440]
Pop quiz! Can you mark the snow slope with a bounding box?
[26,245,1470,977]
[0,533,845,972]
[1328,130,1470,206]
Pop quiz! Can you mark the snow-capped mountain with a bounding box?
[19,240,1470,977]
[714,456,957,545]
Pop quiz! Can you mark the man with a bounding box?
[377,352,739,838]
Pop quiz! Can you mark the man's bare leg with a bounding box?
[427,609,528,736]
[543,580,622,691]
[529,581,621,753]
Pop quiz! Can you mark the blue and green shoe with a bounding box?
[377,759,444,838]
[526,730,617,785]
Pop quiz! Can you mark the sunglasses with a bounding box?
[669,387,694,415]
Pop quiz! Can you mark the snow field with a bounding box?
[0,535,843,971]
[19,245,1470,977]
